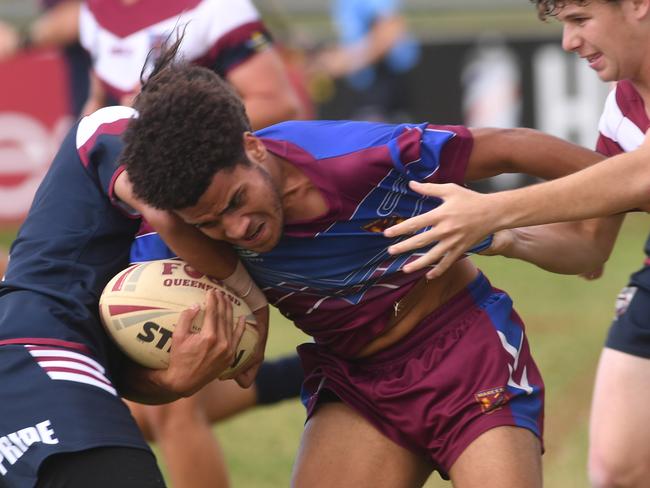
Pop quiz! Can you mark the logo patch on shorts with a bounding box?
[475,387,509,414]
[614,286,637,319]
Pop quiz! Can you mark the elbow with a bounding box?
[570,251,609,276]
[560,239,612,276]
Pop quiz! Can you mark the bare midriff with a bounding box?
[356,259,479,358]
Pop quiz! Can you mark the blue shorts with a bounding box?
[606,270,650,358]
[0,342,150,487]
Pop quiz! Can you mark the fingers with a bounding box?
[234,360,262,388]
[218,290,234,344]
[231,316,246,351]
[385,211,438,239]
[181,289,234,344]
[384,183,458,239]
[174,303,201,338]
[408,180,451,198]
[425,250,462,280]
[387,226,439,255]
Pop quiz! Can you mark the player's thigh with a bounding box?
[590,348,650,465]
[291,401,432,488]
[448,425,542,488]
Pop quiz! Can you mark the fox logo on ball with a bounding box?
[100,259,259,374]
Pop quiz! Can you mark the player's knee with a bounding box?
[589,448,650,488]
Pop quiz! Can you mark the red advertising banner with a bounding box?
[0,49,73,227]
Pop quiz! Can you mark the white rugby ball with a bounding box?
[99,259,258,379]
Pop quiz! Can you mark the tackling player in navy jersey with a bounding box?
[116,39,618,487]
[78,2,308,487]
[0,101,273,487]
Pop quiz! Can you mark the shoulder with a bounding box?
[598,81,647,152]
[76,106,137,167]
[257,120,412,158]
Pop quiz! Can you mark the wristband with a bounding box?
[223,261,268,312]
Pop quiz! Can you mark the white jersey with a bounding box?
[79,0,271,100]
[596,79,650,267]
[596,79,648,156]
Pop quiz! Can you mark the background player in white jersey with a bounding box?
[116,37,632,486]
[383,1,650,486]
[78,0,307,125]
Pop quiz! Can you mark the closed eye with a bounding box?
[224,189,244,214]
[194,221,218,230]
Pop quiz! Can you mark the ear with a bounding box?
[242,132,267,163]
[632,0,650,20]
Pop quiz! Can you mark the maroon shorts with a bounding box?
[298,272,544,478]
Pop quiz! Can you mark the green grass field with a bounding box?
[1,214,647,487]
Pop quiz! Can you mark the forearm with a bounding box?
[488,148,650,230]
[153,219,238,278]
[118,362,180,405]
[495,215,623,274]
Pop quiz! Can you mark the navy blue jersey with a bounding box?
[132,120,492,357]
[0,106,140,369]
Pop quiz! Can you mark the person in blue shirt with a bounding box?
[311,0,420,121]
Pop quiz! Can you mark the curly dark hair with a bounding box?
[531,0,619,20]
[120,36,252,210]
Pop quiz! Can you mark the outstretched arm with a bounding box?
[385,128,650,278]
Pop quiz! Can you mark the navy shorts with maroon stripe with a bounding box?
[298,272,544,478]
[605,264,650,358]
[0,341,152,487]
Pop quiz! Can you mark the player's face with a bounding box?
[175,164,284,253]
[558,1,649,82]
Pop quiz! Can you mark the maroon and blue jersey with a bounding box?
[132,120,492,357]
[0,106,140,367]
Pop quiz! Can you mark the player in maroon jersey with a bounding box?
[117,38,626,486]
